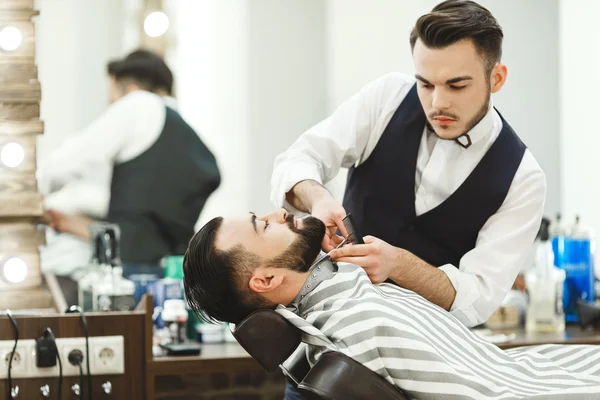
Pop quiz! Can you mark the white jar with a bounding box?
[161,299,188,343]
[197,323,225,344]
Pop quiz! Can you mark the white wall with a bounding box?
[324,0,561,217]
[246,0,328,215]
[559,0,600,233]
[35,0,126,161]
[474,0,560,217]
[323,0,428,200]
[173,0,328,226]
[173,0,251,226]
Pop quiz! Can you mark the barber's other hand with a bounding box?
[330,236,401,284]
[45,209,93,240]
[310,197,348,252]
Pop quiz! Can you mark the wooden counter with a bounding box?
[149,342,260,376]
[495,325,600,349]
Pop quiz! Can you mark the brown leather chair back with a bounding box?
[233,309,410,400]
[232,309,301,372]
[298,352,409,400]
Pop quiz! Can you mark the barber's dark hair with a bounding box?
[409,0,503,75]
[107,49,174,95]
[183,217,272,324]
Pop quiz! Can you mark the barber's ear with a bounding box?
[490,63,507,94]
[249,269,284,294]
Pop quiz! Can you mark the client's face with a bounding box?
[216,209,325,271]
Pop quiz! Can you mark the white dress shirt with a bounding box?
[37,90,177,195]
[271,72,547,327]
[38,90,177,275]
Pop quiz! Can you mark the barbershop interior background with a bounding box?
[37,0,582,226]
[1,0,599,399]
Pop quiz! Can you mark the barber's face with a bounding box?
[412,38,501,140]
[216,209,325,271]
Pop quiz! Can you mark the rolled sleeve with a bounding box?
[440,152,546,327]
[270,73,415,210]
[439,264,484,327]
[270,159,323,209]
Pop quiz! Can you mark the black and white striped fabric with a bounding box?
[276,263,600,399]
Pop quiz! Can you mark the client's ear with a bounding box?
[249,267,284,294]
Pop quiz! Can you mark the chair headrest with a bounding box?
[233,309,302,373]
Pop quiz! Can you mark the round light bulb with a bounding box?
[0,142,25,168]
[144,11,169,37]
[0,26,23,52]
[3,257,28,284]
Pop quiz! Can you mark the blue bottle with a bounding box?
[550,213,566,269]
[560,215,596,323]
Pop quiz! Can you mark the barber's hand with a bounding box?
[330,236,401,284]
[45,209,93,240]
[310,196,349,252]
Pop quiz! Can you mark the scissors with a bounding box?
[311,235,349,267]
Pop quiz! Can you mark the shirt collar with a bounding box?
[454,98,495,149]
[162,96,178,110]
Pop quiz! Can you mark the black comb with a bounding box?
[342,214,364,244]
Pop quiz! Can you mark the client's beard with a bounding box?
[266,215,325,273]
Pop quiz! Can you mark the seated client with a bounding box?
[183,209,600,399]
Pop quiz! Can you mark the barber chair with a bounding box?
[233,309,410,400]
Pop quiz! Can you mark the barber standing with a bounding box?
[272,0,545,330]
[39,49,221,278]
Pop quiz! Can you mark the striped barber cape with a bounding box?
[276,262,600,399]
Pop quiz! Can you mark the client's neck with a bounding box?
[282,255,331,307]
[281,270,311,306]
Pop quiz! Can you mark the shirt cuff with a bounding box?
[270,163,323,209]
[439,264,482,327]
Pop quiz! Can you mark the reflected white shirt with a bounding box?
[270,72,546,327]
[38,90,178,195]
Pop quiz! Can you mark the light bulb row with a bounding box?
[144,11,169,37]
[2,256,28,284]
[0,25,23,52]
[0,142,24,168]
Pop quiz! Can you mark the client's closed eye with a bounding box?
[264,221,269,231]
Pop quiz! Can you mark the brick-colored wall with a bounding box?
[155,370,286,400]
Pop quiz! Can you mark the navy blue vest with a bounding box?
[108,106,220,264]
[342,84,526,268]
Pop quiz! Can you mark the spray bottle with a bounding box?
[525,218,566,333]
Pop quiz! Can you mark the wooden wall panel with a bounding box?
[0,0,34,10]
[0,173,37,196]
[0,62,37,82]
[0,81,41,102]
[0,102,39,120]
[0,0,48,307]
[0,218,45,252]
[0,287,53,309]
[0,134,37,172]
[0,9,38,22]
[0,120,43,135]
[0,192,43,217]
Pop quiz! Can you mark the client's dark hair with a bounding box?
[183,217,273,324]
[107,49,174,95]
